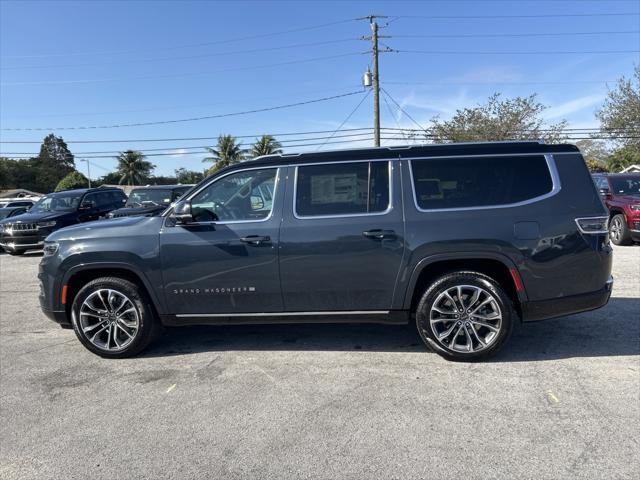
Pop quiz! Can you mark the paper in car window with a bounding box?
[311,174,358,204]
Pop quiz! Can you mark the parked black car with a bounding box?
[39,142,612,360]
[0,187,126,255]
[107,185,192,218]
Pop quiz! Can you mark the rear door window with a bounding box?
[295,161,390,217]
[410,155,553,210]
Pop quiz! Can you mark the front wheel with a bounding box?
[416,271,515,361]
[609,214,632,246]
[71,277,160,358]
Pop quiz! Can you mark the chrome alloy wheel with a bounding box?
[609,216,622,242]
[429,285,502,353]
[79,289,140,351]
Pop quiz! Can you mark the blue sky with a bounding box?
[1,0,639,178]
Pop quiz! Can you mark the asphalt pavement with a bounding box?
[0,246,638,479]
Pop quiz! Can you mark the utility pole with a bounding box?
[371,21,381,147]
[81,159,91,188]
[359,15,391,147]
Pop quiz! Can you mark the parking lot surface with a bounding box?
[0,246,638,479]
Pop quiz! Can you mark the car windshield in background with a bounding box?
[126,190,173,207]
[610,177,640,195]
[0,209,18,219]
[31,193,82,212]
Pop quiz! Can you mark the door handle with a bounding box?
[362,229,396,240]
[240,235,271,245]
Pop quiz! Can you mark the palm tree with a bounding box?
[115,150,155,186]
[249,134,283,158]
[203,135,245,173]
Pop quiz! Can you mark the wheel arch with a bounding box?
[63,263,165,318]
[403,253,526,317]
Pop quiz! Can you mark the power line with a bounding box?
[1,85,364,119]
[0,127,376,144]
[316,90,372,150]
[380,88,430,135]
[384,80,617,86]
[0,90,366,131]
[391,30,640,39]
[2,38,363,71]
[398,49,640,55]
[396,13,640,19]
[1,18,358,59]
[1,52,365,87]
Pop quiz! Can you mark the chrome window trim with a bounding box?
[408,153,562,213]
[176,310,390,318]
[292,159,394,220]
[165,166,282,226]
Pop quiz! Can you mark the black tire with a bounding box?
[415,271,515,361]
[609,214,633,246]
[8,250,26,256]
[71,276,161,358]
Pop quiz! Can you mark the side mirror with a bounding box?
[172,201,193,224]
[250,195,265,210]
[598,188,612,199]
[79,200,95,210]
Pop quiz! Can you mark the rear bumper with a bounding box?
[521,276,613,322]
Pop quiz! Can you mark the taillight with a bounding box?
[575,216,609,234]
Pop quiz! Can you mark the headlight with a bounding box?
[43,242,59,257]
[37,220,57,228]
[630,204,640,211]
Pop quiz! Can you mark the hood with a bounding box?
[47,215,164,242]
[616,194,640,203]
[0,210,64,225]
[109,205,165,218]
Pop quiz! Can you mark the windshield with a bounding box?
[31,192,83,212]
[126,189,173,207]
[610,177,640,195]
[0,209,17,219]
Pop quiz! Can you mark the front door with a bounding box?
[159,166,283,316]
[279,160,405,312]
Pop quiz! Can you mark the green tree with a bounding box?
[575,139,610,172]
[32,134,76,192]
[606,145,640,172]
[429,93,567,143]
[54,171,89,191]
[585,158,609,173]
[174,168,204,184]
[115,150,155,185]
[249,135,283,158]
[597,64,640,147]
[203,135,245,174]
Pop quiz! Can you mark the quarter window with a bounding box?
[410,155,553,210]
[190,168,277,222]
[295,161,390,217]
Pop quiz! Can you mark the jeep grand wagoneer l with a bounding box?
[39,142,613,360]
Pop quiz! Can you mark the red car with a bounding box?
[593,173,640,245]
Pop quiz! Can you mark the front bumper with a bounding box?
[521,276,614,322]
[0,230,48,251]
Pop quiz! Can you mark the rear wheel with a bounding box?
[609,214,632,246]
[71,277,160,358]
[416,271,515,361]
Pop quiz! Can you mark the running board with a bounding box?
[161,310,409,326]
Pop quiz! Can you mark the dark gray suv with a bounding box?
[39,142,613,360]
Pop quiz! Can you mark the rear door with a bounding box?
[279,159,405,312]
